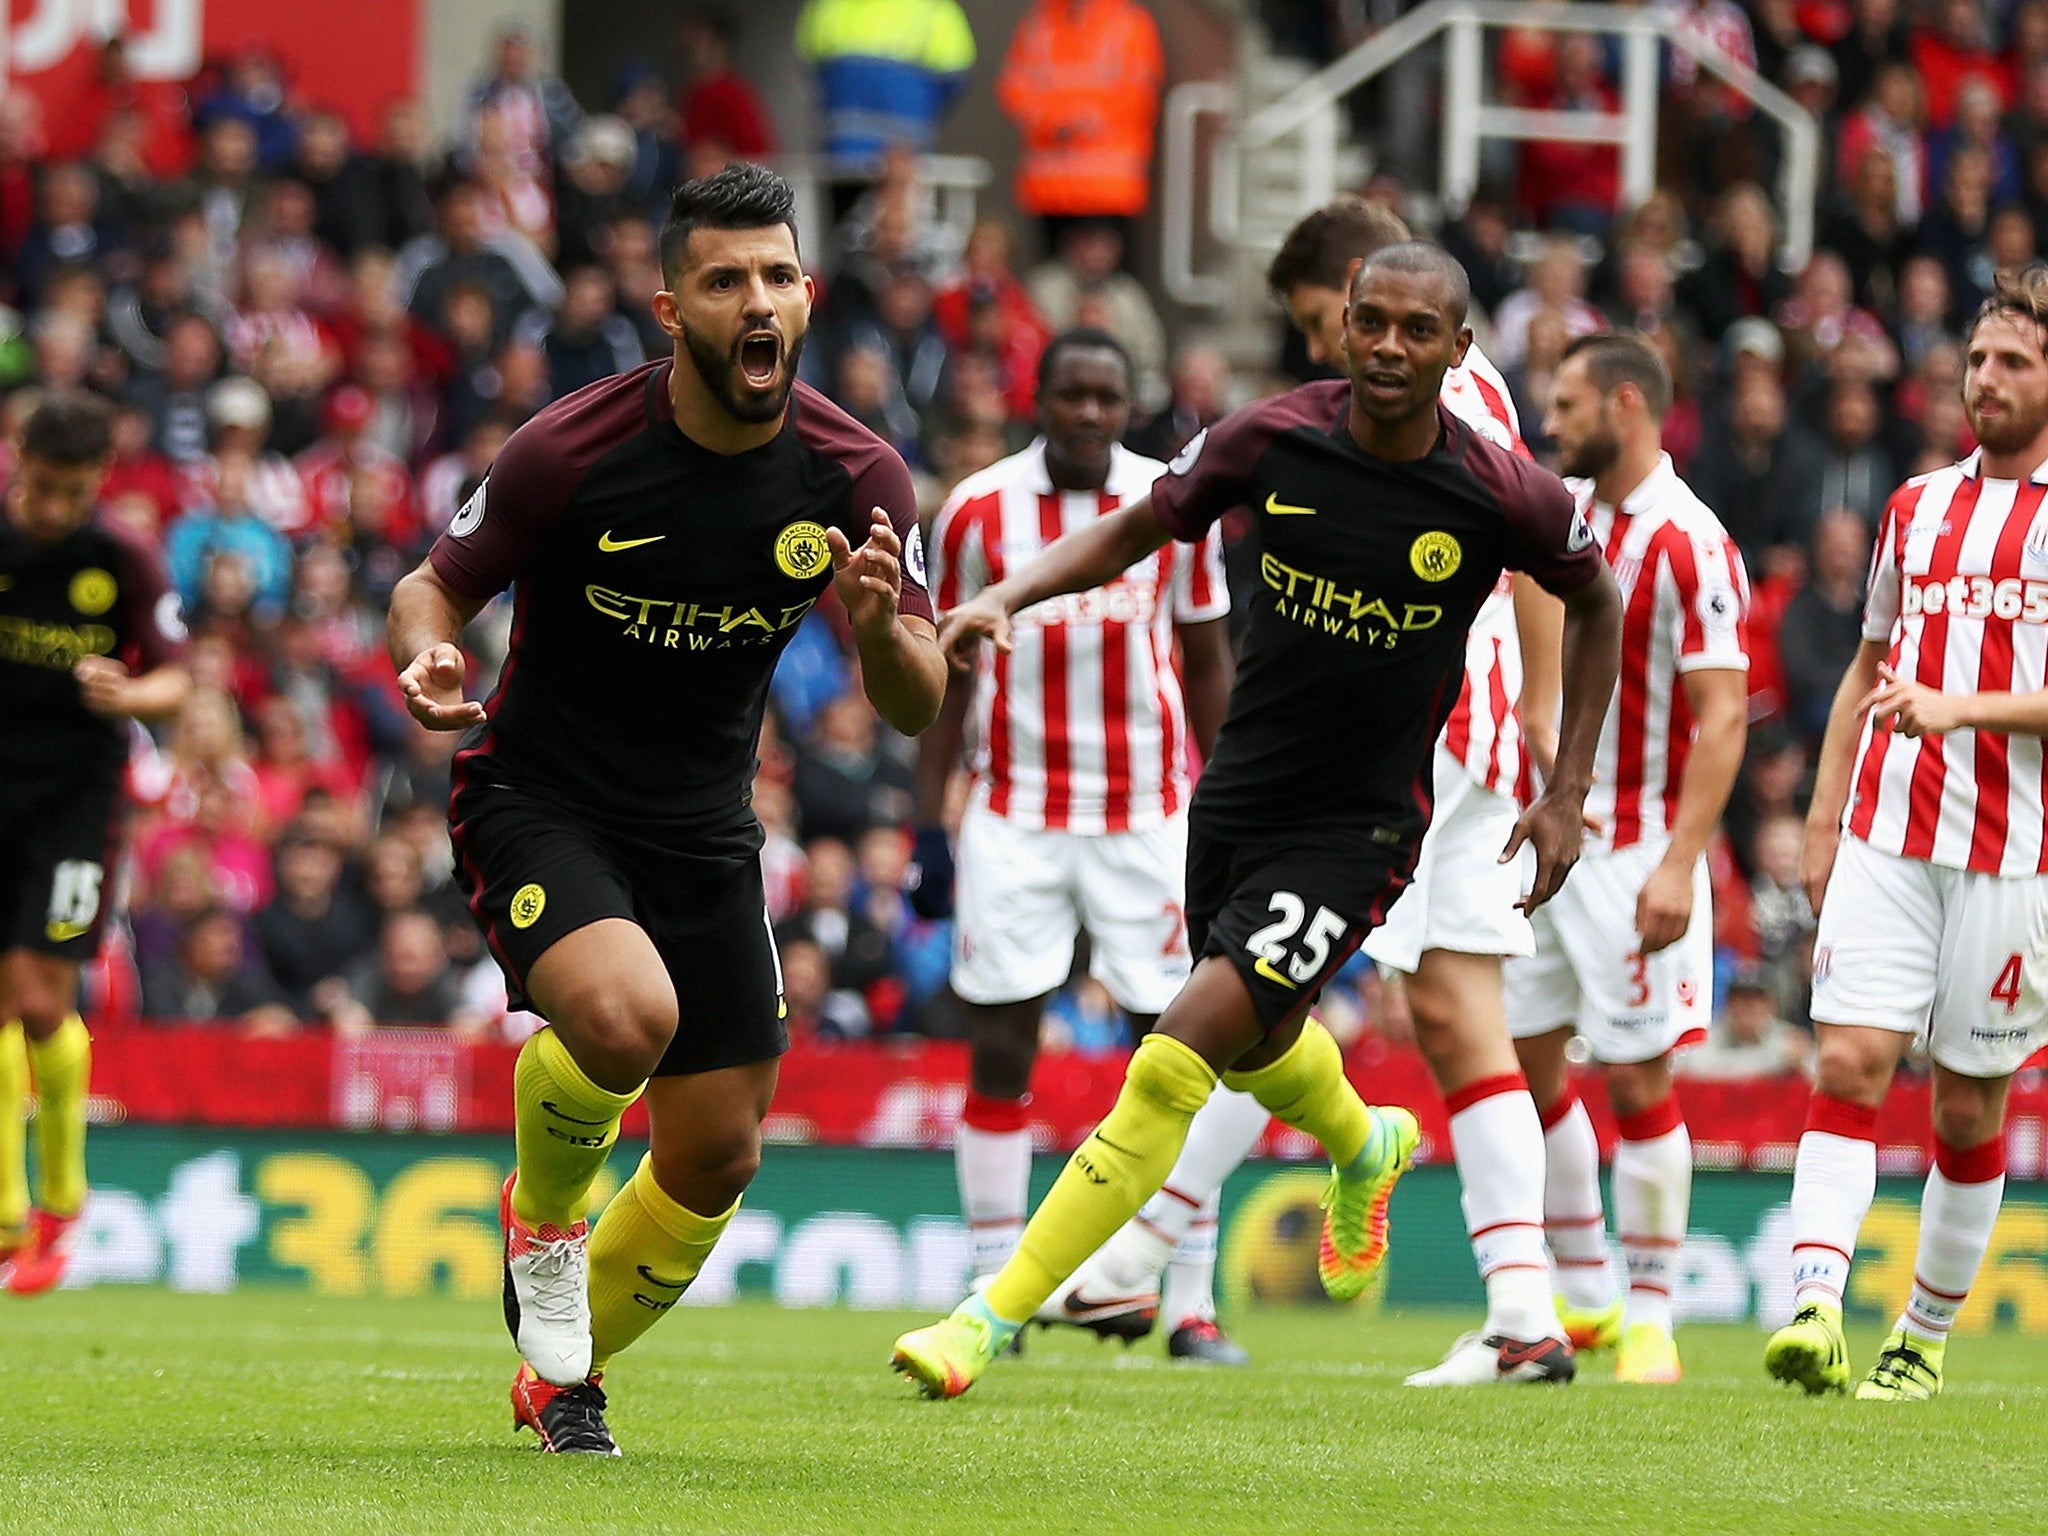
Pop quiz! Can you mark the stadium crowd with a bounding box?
[3,0,2026,1072]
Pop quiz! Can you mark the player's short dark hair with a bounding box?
[1266,196,1411,298]
[1562,332,1673,420]
[1969,263,2048,357]
[1353,241,1471,329]
[21,389,113,466]
[1037,327,1132,395]
[658,162,799,283]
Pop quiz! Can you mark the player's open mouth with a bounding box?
[738,332,781,388]
[1363,370,1408,394]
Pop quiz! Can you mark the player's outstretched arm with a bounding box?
[388,560,488,731]
[831,507,948,736]
[936,497,1174,669]
[1803,637,1888,913]
[1503,564,1622,912]
[74,656,191,722]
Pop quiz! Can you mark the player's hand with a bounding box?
[1801,818,1840,915]
[1502,787,1586,913]
[829,506,903,642]
[935,591,1013,672]
[905,824,956,920]
[398,643,486,730]
[1635,855,1694,955]
[73,655,133,717]
[1859,662,1967,737]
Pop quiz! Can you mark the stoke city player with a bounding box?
[386,164,945,1454]
[1508,333,1751,1385]
[890,242,1622,1401]
[0,391,189,1295]
[914,328,1247,1362]
[1767,269,2048,1402]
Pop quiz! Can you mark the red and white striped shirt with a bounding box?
[932,441,1230,834]
[1573,454,1750,850]
[1848,453,2048,874]
[1439,343,1530,795]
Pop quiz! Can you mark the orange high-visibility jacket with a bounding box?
[996,0,1165,217]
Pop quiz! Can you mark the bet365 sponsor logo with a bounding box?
[1902,575,2048,623]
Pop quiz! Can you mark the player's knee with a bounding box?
[1932,1086,2001,1150]
[1603,1057,1670,1119]
[966,1006,1040,1099]
[1813,1032,1891,1105]
[565,987,678,1087]
[653,1125,761,1209]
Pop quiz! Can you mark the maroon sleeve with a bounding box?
[427,414,583,600]
[1149,400,1281,542]
[112,527,186,673]
[849,442,935,625]
[1489,451,1605,596]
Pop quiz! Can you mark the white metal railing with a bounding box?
[1170,0,1818,305]
[777,153,993,265]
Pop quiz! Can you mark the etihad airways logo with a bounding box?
[584,585,819,649]
[1259,552,1442,647]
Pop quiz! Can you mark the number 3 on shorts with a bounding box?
[1246,891,1346,984]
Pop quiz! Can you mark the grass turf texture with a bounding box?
[6,1292,2047,1534]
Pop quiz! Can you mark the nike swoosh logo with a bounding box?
[1496,1339,1562,1369]
[597,531,666,552]
[1264,492,1316,516]
[636,1264,691,1290]
[1252,956,1299,989]
[540,1100,612,1126]
[1092,1133,1140,1158]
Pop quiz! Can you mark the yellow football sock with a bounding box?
[0,1023,27,1242]
[1222,1016,1371,1168]
[511,1028,642,1230]
[26,1013,90,1217]
[985,1033,1217,1323]
[588,1153,737,1370]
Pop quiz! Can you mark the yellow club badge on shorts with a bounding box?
[510,883,547,930]
[69,567,117,615]
[775,520,831,580]
[1410,532,1462,583]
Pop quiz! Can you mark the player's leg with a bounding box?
[1767,839,1936,1394]
[1405,947,1570,1385]
[586,1058,780,1370]
[0,1006,26,1274]
[950,807,1076,1285]
[1602,1049,1688,1382]
[3,950,90,1295]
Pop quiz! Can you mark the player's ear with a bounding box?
[651,289,685,341]
[1453,325,1473,368]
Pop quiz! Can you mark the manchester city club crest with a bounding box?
[776,520,831,580]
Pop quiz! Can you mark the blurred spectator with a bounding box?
[459,26,583,170]
[1775,251,1899,384]
[1129,344,1230,463]
[1930,75,2023,205]
[140,905,296,1030]
[778,936,848,1038]
[249,694,362,840]
[678,13,778,161]
[399,182,564,350]
[932,218,1049,420]
[419,419,514,535]
[325,910,486,1036]
[165,447,294,618]
[796,0,977,218]
[297,386,419,545]
[1747,811,1819,1019]
[1894,253,1957,365]
[1439,190,1523,319]
[1491,236,1604,371]
[1026,221,1167,409]
[193,45,300,171]
[1777,508,1874,740]
[555,118,640,268]
[1911,0,2013,130]
[1506,308,1572,461]
[1831,0,1912,112]
[469,105,558,256]
[1820,147,1915,315]
[16,162,121,312]
[359,103,439,255]
[536,263,646,400]
[775,836,890,1029]
[996,0,1164,251]
[100,400,181,525]
[1690,369,1806,573]
[252,830,377,1016]
[1677,965,1810,1078]
[129,312,222,462]
[791,693,915,841]
[1791,380,1898,530]
[1679,183,1794,341]
[606,65,683,210]
[1518,36,1622,233]
[1920,146,1997,316]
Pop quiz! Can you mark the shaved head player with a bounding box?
[387,164,945,1454]
[892,243,1624,1401]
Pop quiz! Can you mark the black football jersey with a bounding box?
[1151,379,1602,840]
[0,509,185,780]
[428,363,933,845]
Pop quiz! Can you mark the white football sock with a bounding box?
[1449,1073,1558,1342]
[1613,1097,1691,1336]
[1161,1189,1220,1328]
[956,1095,1031,1280]
[1787,1097,1879,1311]
[1902,1137,2007,1347]
[1541,1091,1616,1309]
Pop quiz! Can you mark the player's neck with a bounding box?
[665,352,786,455]
[1977,427,2048,481]
[1042,446,1107,494]
[1590,438,1665,511]
[1344,397,1441,463]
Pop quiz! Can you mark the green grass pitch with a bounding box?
[6,1291,2048,1535]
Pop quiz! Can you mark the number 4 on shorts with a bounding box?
[1992,954,2025,1014]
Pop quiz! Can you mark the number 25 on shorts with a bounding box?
[1246,891,1345,990]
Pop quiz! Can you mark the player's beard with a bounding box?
[1557,415,1622,481]
[1966,391,2048,456]
[681,317,807,425]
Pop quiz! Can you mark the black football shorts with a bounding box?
[450,781,787,1075]
[1185,823,1416,1031]
[0,767,123,961]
